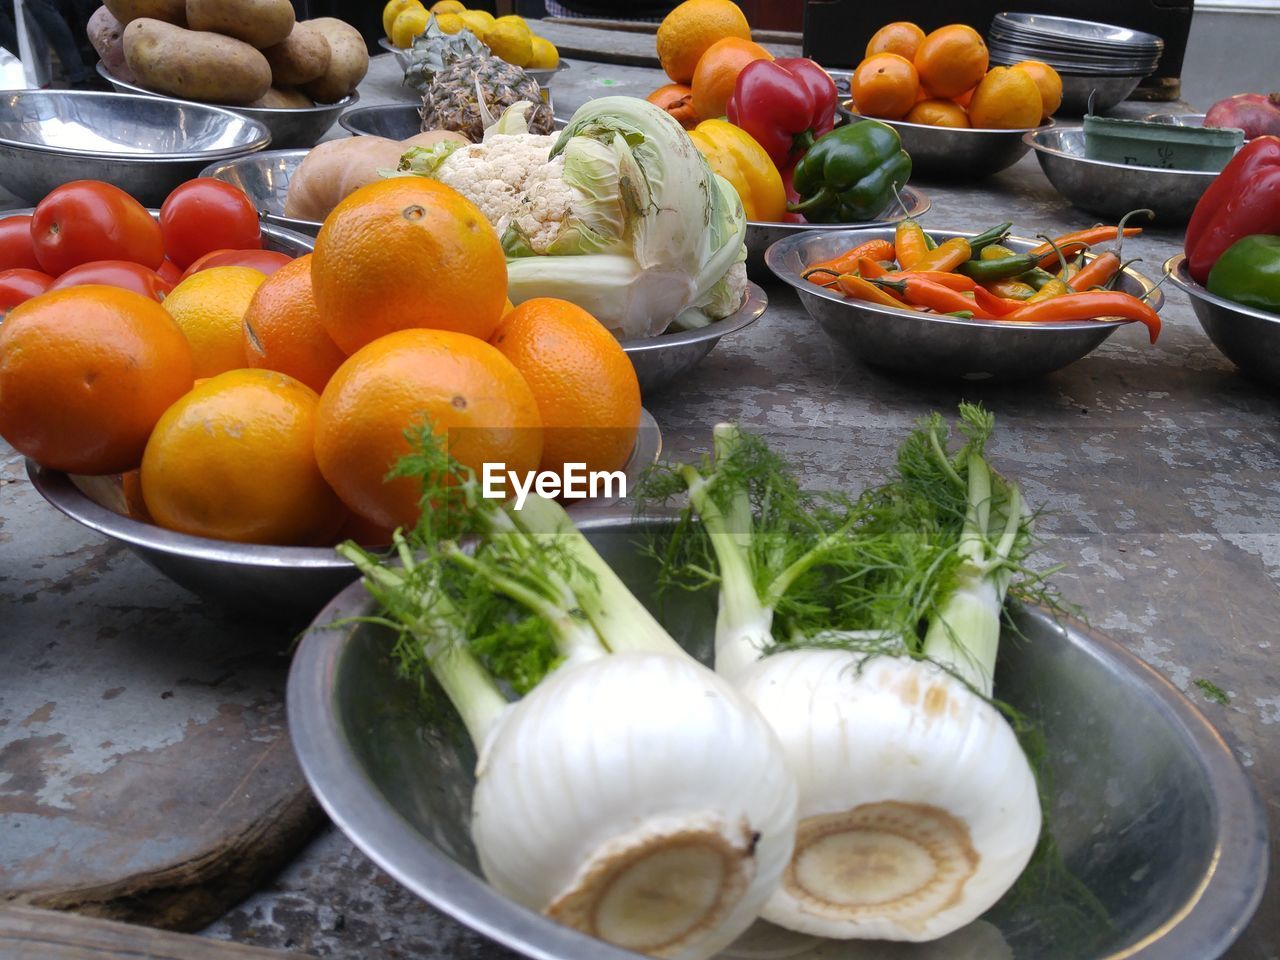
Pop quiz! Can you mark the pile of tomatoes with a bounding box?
[0,178,293,316]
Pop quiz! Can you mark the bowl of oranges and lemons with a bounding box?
[6,177,658,624]
[840,22,1061,180]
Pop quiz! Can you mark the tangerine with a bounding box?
[243,254,346,394]
[312,179,508,355]
[865,22,925,61]
[1010,60,1062,120]
[850,53,919,120]
[314,328,543,531]
[163,265,265,378]
[967,66,1043,129]
[0,286,193,474]
[906,98,971,128]
[656,0,751,85]
[691,36,773,121]
[914,24,988,99]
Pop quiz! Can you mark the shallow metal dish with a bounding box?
[766,228,1163,381]
[844,107,1046,180]
[339,102,568,141]
[992,12,1165,50]
[201,149,318,236]
[1164,254,1280,386]
[0,89,270,206]
[26,411,660,623]
[1052,73,1147,117]
[288,515,1267,960]
[622,284,766,395]
[744,186,929,279]
[96,62,356,149]
[1145,112,1207,127]
[1025,127,1219,223]
[377,36,568,86]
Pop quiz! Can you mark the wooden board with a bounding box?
[533,19,802,68]
[0,453,325,931]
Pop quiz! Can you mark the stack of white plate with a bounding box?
[988,12,1164,114]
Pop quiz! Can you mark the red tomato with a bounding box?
[156,258,184,285]
[48,260,173,302]
[0,216,40,271]
[0,268,54,315]
[180,247,292,279]
[160,178,263,268]
[32,181,164,276]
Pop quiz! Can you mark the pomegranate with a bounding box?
[1205,93,1280,140]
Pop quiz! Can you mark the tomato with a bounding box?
[32,181,164,276]
[156,258,184,285]
[0,268,54,315]
[48,260,173,302]
[0,216,40,272]
[160,178,263,268]
[180,248,292,279]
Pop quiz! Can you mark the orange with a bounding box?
[312,178,508,356]
[0,286,193,475]
[243,254,346,394]
[850,53,919,120]
[121,469,152,522]
[953,87,975,109]
[140,369,346,545]
[656,0,751,85]
[1010,60,1062,120]
[314,328,543,531]
[691,37,773,121]
[163,266,266,378]
[865,22,924,61]
[914,24,988,99]
[906,98,970,128]
[489,298,641,476]
[967,66,1043,129]
[647,82,699,129]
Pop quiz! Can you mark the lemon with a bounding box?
[430,0,465,11]
[457,8,494,38]
[162,267,266,379]
[391,5,430,46]
[434,11,464,34]
[528,35,559,69]
[486,19,532,66]
[494,13,527,27]
[381,0,422,38]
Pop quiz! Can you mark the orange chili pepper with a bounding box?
[1028,227,1143,269]
[905,237,972,273]
[883,270,975,291]
[895,220,930,270]
[971,286,1023,317]
[805,239,896,280]
[856,256,890,280]
[873,276,996,318]
[1069,251,1121,291]
[1003,291,1161,342]
[984,278,1036,300]
[836,273,907,308]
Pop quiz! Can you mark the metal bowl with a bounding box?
[744,186,930,279]
[843,107,1046,180]
[1164,254,1280,386]
[25,411,662,623]
[377,37,568,87]
[1145,112,1207,127]
[287,515,1268,960]
[339,102,567,140]
[765,228,1163,381]
[1025,127,1218,223]
[0,89,270,206]
[1054,73,1146,117]
[95,62,356,149]
[622,283,767,395]
[201,149,319,236]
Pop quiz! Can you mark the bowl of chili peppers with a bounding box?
[764,217,1163,381]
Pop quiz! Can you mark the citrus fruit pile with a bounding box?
[0,177,641,550]
[851,22,1062,129]
[383,0,559,69]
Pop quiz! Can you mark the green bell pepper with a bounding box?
[1206,234,1280,312]
[787,120,912,224]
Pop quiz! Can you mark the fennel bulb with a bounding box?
[643,408,1045,941]
[339,427,797,959]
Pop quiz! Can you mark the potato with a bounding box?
[283,137,406,221]
[299,18,367,104]
[246,87,314,108]
[185,0,293,49]
[87,6,135,82]
[123,18,271,104]
[263,22,330,86]
[104,0,184,26]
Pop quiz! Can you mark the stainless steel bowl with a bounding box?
[1054,73,1146,116]
[1164,254,1280,386]
[744,186,930,279]
[287,515,1268,960]
[26,412,662,623]
[339,102,568,140]
[377,37,568,87]
[1145,112,1208,127]
[765,228,1163,381]
[201,149,319,236]
[843,107,1045,180]
[0,89,270,206]
[95,62,356,149]
[622,283,767,395]
[1025,127,1218,223]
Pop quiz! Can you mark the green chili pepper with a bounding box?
[958,250,1045,281]
[968,221,1014,253]
[787,120,912,224]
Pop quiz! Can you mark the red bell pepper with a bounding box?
[726,58,837,170]
[1185,135,1280,284]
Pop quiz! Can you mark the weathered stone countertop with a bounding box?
[1,51,1276,959]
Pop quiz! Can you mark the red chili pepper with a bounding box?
[726,58,838,169]
[1184,135,1280,284]
[1003,291,1162,343]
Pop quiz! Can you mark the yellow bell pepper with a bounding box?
[687,119,786,223]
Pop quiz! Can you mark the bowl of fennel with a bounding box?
[288,409,1267,960]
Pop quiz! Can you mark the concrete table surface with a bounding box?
[1,51,1277,960]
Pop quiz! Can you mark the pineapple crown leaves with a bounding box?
[404,17,492,93]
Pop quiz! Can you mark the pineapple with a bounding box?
[405,19,554,142]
